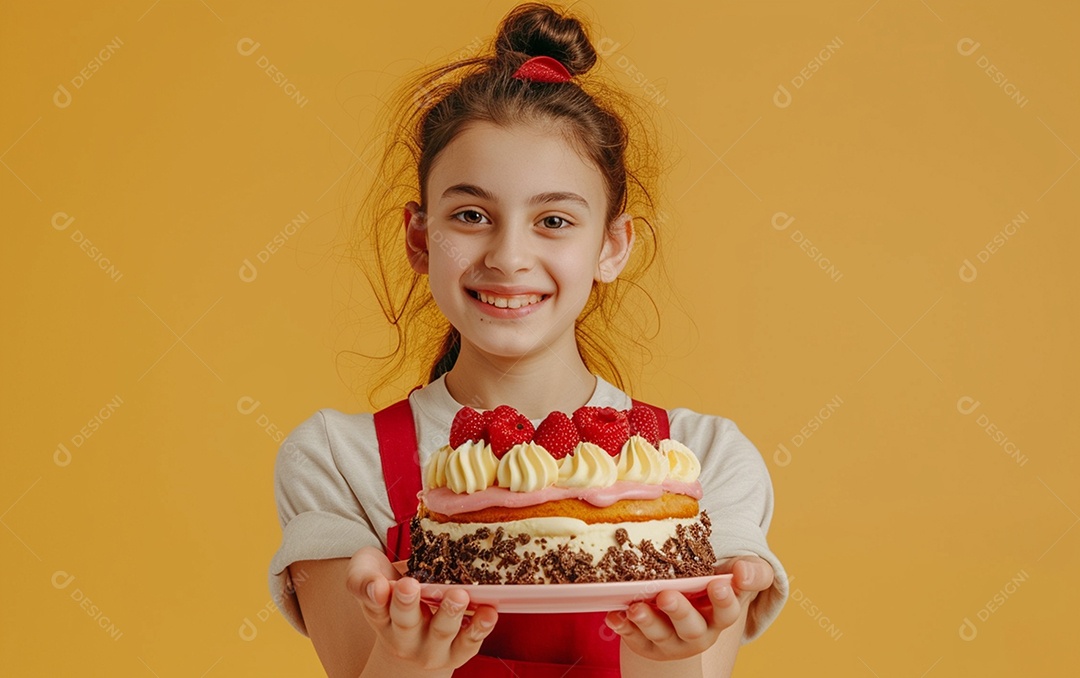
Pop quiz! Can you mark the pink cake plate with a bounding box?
[391,561,731,614]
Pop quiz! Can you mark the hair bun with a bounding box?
[494,2,598,77]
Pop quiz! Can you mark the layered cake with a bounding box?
[406,404,717,584]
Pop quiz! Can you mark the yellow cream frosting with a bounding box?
[496,441,559,492]
[555,441,618,488]
[424,444,453,489]
[444,440,498,494]
[659,439,701,482]
[614,435,668,484]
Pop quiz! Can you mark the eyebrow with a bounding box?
[440,183,590,211]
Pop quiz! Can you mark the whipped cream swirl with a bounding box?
[660,439,701,482]
[496,442,559,492]
[556,441,618,488]
[615,435,668,484]
[444,440,498,494]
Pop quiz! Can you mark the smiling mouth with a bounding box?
[467,289,550,309]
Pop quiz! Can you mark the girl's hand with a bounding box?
[603,556,774,662]
[715,554,775,608]
[345,546,499,672]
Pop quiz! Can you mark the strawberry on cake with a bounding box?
[406,404,718,584]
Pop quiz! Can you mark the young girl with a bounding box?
[269,3,788,676]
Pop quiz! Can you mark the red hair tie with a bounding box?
[512,55,572,83]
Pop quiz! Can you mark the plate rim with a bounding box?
[389,561,732,613]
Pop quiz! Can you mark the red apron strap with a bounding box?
[374,387,423,562]
[631,398,669,440]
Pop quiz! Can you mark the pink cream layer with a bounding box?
[420,479,703,517]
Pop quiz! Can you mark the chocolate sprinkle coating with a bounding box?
[407,511,718,584]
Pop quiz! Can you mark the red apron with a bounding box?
[374,391,670,678]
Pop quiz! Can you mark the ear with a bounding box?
[403,200,428,274]
[595,212,635,283]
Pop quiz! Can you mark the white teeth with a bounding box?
[476,291,543,309]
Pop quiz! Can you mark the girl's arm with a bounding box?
[290,558,377,678]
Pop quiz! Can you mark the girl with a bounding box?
[269,3,788,676]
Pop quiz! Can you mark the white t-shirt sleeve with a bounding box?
[267,409,383,637]
[670,408,790,644]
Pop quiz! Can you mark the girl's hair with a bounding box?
[343,2,670,406]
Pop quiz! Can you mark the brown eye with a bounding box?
[541,216,570,229]
[452,210,488,225]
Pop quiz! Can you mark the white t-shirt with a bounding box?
[269,373,789,643]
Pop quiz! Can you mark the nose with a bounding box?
[483,222,532,274]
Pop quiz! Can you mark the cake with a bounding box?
[406,403,718,584]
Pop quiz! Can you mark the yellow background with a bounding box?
[3,0,1076,675]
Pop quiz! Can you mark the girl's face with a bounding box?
[405,120,633,365]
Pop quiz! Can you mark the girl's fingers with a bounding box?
[427,588,469,643]
[654,590,709,642]
[357,574,392,625]
[730,557,773,594]
[346,548,399,596]
[345,547,401,626]
[603,582,744,662]
[388,577,425,638]
[622,601,677,645]
[450,604,498,662]
[345,546,401,586]
[344,551,500,668]
[706,579,741,630]
[605,610,650,654]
